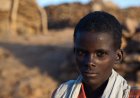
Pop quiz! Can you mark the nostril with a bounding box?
[87,61,96,67]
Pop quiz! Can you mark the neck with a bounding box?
[83,79,109,98]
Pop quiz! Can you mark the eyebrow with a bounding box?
[75,47,110,53]
[95,49,109,54]
[95,49,109,52]
[75,47,87,51]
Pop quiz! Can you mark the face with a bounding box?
[74,31,122,87]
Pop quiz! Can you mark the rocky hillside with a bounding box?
[46,3,91,29]
[46,2,140,29]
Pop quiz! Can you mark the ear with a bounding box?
[115,49,123,64]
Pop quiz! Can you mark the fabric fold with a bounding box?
[53,69,130,98]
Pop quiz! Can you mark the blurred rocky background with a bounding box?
[0,0,140,98]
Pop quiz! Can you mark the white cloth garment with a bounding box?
[53,69,131,98]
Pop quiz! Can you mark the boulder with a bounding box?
[0,0,47,37]
[125,18,138,34]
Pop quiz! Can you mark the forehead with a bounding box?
[75,31,115,50]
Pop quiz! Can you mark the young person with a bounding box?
[52,11,139,98]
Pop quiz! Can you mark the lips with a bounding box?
[82,70,98,74]
[82,71,99,77]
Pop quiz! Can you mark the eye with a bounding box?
[75,49,86,56]
[95,50,107,58]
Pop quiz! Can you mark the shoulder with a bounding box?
[57,80,76,91]
[51,80,76,98]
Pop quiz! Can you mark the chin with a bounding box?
[83,77,100,86]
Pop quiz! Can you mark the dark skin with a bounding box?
[74,31,123,98]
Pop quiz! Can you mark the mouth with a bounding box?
[82,71,99,77]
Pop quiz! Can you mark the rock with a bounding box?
[132,32,140,42]
[124,54,140,63]
[125,18,139,34]
[121,36,127,49]
[92,3,103,11]
[103,0,118,9]
[0,48,11,59]
[123,30,132,38]
[0,0,47,37]
[0,0,11,11]
[46,3,91,29]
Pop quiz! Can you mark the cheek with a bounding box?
[75,54,115,70]
[76,56,83,65]
[96,58,113,64]
[75,55,86,70]
[96,53,115,65]
[95,56,115,69]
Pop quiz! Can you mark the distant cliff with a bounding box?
[45,2,140,29]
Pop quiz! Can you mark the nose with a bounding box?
[86,53,96,67]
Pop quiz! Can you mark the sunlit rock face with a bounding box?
[0,0,47,37]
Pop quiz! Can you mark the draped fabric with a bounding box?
[78,84,86,98]
[129,87,140,98]
[53,69,131,98]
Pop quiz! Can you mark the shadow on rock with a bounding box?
[0,42,78,83]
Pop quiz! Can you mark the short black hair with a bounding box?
[74,11,122,49]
